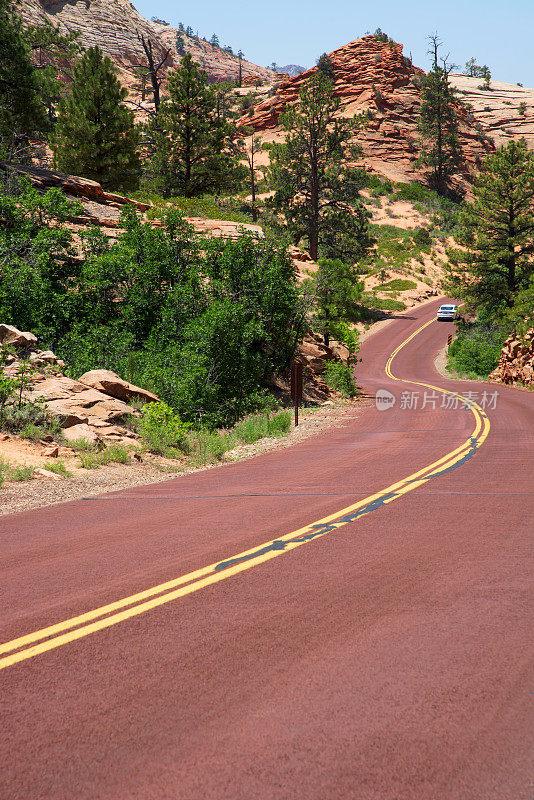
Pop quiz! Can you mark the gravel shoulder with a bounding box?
[0,402,367,517]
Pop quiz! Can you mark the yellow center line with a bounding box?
[0,316,490,671]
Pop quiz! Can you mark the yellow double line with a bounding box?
[0,318,490,671]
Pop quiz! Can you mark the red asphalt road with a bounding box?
[1,298,533,800]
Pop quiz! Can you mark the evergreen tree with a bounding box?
[416,35,463,196]
[176,33,185,56]
[151,54,237,197]
[267,72,374,261]
[52,46,141,191]
[0,0,48,161]
[210,33,219,48]
[447,140,534,317]
[316,53,335,84]
[178,22,185,32]
[306,258,364,346]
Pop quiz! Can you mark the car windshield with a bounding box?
[440,306,454,310]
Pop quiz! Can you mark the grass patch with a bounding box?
[363,295,406,312]
[78,444,131,469]
[42,460,72,477]
[186,410,292,466]
[134,191,252,224]
[377,279,417,292]
[0,459,34,482]
[66,437,97,452]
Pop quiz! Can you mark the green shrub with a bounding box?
[448,321,506,377]
[323,362,357,398]
[78,452,102,469]
[139,402,190,456]
[77,443,132,468]
[412,227,432,249]
[364,296,406,311]
[101,444,131,464]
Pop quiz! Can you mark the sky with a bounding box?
[135,0,533,86]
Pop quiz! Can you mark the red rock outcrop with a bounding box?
[1,325,157,445]
[489,329,534,387]
[240,36,494,185]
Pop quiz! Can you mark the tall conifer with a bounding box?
[52,46,140,190]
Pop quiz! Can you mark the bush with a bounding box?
[139,402,190,456]
[323,362,357,398]
[412,227,432,249]
[364,296,406,311]
[78,443,132,468]
[448,321,506,377]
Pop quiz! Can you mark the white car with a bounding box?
[436,304,458,321]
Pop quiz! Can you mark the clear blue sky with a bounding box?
[135,0,533,86]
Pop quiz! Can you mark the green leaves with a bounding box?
[147,54,239,197]
[267,72,372,261]
[52,46,141,191]
[447,139,534,319]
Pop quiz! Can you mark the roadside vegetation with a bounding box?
[446,140,534,378]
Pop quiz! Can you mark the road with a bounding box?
[1,298,532,800]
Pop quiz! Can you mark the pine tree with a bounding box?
[416,35,463,196]
[316,53,335,84]
[151,54,237,197]
[267,72,374,261]
[52,46,140,191]
[0,0,48,161]
[447,139,534,317]
[210,34,219,48]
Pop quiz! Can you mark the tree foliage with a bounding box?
[0,0,49,160]
[0,179,305,428]
[52,46,140,190]
[267,72,374,261]
[148,54,240,197]
[447,139,534,321]
[416,36,463,196]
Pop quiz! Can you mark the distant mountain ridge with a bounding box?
[279,64,306,77]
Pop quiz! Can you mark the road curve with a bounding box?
[1,298,532,800]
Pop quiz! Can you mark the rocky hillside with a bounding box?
[14,0,274,87]
[240,36,494,185]
[450,74,534,150]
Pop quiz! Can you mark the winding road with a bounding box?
[1,298,532,799]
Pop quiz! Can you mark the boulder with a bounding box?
[0,324,38,350]
[62,423,99,444]
[77,369,159,404]
[34,468,61,481]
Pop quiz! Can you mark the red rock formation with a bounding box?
[240,36,493,185]
[489,329,534,386]
[15,0,275,86]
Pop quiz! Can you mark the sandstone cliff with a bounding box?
[450,74,534,150]
[14,0,274,86]
[240,36,494,185]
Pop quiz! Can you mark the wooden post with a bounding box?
[290,362,303,426]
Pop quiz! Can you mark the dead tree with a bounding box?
[137,33,171,115]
